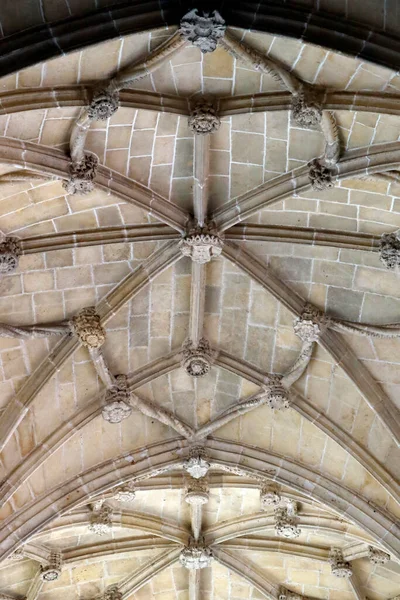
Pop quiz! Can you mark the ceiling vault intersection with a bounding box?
[0,4,399,600]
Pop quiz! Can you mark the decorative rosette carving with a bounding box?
[293,303,329,343]
[179,223,224,264]
[260,482,281,508]
[329,548,353,578]
[114,481,136,502]
[185,476,209,505]
[102,374,132,424]
[379,230,400,270]
[180,9,226,53]
[292,89,322,127]
[88,503,113,536]
[70,306,106,349]
[63,152,98,195]
[189,100,221,134]
[274,502,301,539]
[88,87,119,121]
[40,551,62,581]
[0,237,21,274]
[179,538,213,569]
[104,586,122,600]
[368,546,390,565]
[264,376,290,410]
[308,158,334,191]
[183,447,210,479]
[181,338,215,377]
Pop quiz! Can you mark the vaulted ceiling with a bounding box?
[0,3,399,600]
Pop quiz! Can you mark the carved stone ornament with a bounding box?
[114,481,136,502]
[189,100,221,134]
[379,230,400,270]
[88,503,113,535]
[40,551,62,582]
[70,306,106,349]
[180,9,226,53]
[279,588,304,600]
[104,586,122,600]
[179,538,213,569]
[274,504,301,539]
[329,548,353,578]
[181,337,215,377]
[260,482,281,508]
[183,447,211,479]
[63,152,98,195]
[291,89,322,127]
[368,545,390,565]
[308,158,334,191]
[293,303,329,343]
[102,374,132,424]
[264,376,290,410]
[0,237,21,274]
[179,224,224,264]
[88,87,119,121]
[7,548,24,561]
[185,476,210,505]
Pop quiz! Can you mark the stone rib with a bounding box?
[213,142,400,231]
[222,242,400,444]
[1,439,399,560]
[21,224,179,254]
[0,352,181,508]
[0,138,189,232]
[118,547,182,599]
[2,87,400,119]
[36,509,188,546]
[18,224,379,256]
[212,548,278,600]
[225,224,379,251]
[213,350,399,503]
[0,242,182,453]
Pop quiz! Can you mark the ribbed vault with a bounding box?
[0,7,399,600]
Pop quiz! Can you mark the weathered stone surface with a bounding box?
[185,476,209,505]
[275,502,301,539]
[264,376,290,410]
[40,551,62,581]
[70,306,106,349]
[292,89,322,127]
[181,338,215,377]
[293,303,330,342]
[63,153,98,195]
[114,481,136,502]
[102,374,132,424]
[329,548,353,578]
[179,224,224,264]
[260,482,281,508]
[368,546,390,564]
[104,587,122,600]
[308,159,334,191]
[88,87,119,121]
[179,539,213,569]
[0,237,21,274]
[379,230,400,269]
[88,503,113,536]
[189,100,221,134]
[183,447,210,479]
[180,9,226,53]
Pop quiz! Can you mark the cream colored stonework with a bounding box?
[0,19,399,600]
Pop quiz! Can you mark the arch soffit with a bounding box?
[0,438,399,562]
